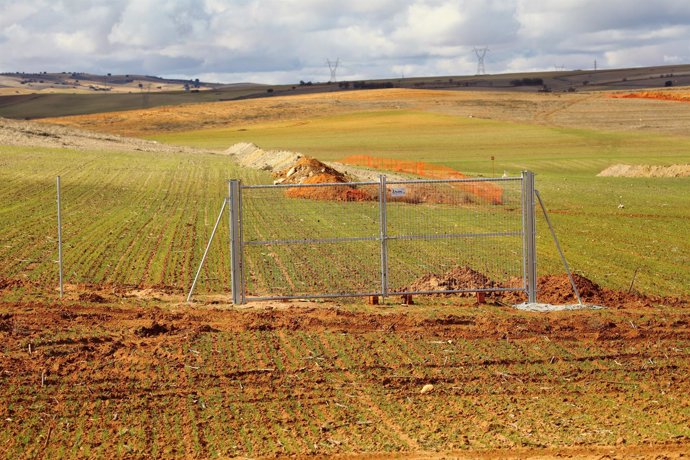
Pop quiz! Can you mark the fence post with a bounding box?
[378,175,389,297]
[56,176,64,299]
[228,180,244,304]
[522,171,537,303]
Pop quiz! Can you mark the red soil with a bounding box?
[609,91,690,103]
[403,268,687,309]
[275,157,374,201]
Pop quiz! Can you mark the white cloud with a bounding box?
[0,0,688,82]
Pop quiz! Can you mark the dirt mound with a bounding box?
[598,163,690,178]
[403,266,498,294]
[512,274,605,305]
[274,156,373,201]
[403,268,665,308]
[134,321,175,337]
[501,274,594,305]
[77,292,108,303]
[501,273,659,307]
[274,156,349,185]
[225,142,303,172]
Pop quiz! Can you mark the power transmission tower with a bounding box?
[474,47,489,75]
[327,58,340,83]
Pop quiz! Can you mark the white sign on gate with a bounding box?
[391,187,406,197]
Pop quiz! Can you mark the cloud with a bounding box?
[0,0,688,83]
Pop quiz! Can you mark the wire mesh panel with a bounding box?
[240,182,382,300]
[384,178,524,294]
[234,176,527,302]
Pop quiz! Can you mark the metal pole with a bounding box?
[229,180,244,304]
[378,175,389,297]
[56,176,63,299]
[522,171,537,303]
[534,189,582,305]
[187,198,228,303]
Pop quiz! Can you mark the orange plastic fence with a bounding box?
[341,155,504,204]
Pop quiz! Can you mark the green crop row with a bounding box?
[0,145,271,295]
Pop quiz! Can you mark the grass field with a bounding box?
[0,145,249,296]
[150,109,690,296]
[3,90,689,297]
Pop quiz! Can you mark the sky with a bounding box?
[1,0,689,84]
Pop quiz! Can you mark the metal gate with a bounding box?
[228,171,536,304]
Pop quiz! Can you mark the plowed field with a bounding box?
[1,295,689,459]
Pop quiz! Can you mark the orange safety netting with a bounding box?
[340,155,504,204]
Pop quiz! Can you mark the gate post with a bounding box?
[228,180,244,304]
[378,175,389,297]
[522,171,537,303]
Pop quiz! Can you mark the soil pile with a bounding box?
[598,163,690,178]
[502,274,606,305]
[225,142,374,201]
[273,156,349,185]
[403,266,498,295]
[274,157,373,201]
[403,267,673,308]
[225,142,303,172]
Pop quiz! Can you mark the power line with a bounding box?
[327,58,340,83]
[474,47,489,75]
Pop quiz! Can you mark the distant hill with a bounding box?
[1,64,689,120]
[0,71,235,94]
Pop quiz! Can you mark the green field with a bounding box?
[149,110,690,296]
[1,105,689,298]
[0,145,249,296]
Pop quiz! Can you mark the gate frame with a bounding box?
[228,171,538,305]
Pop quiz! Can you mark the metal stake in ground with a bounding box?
[187,198,228,303]
[57,176,63,299]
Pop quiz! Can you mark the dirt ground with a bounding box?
[0,116,218,154]
[1,280,689,459]
[598,163,690,178]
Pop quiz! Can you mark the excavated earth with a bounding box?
[597,163,690,178]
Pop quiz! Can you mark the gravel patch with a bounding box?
[514,302,605,312]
